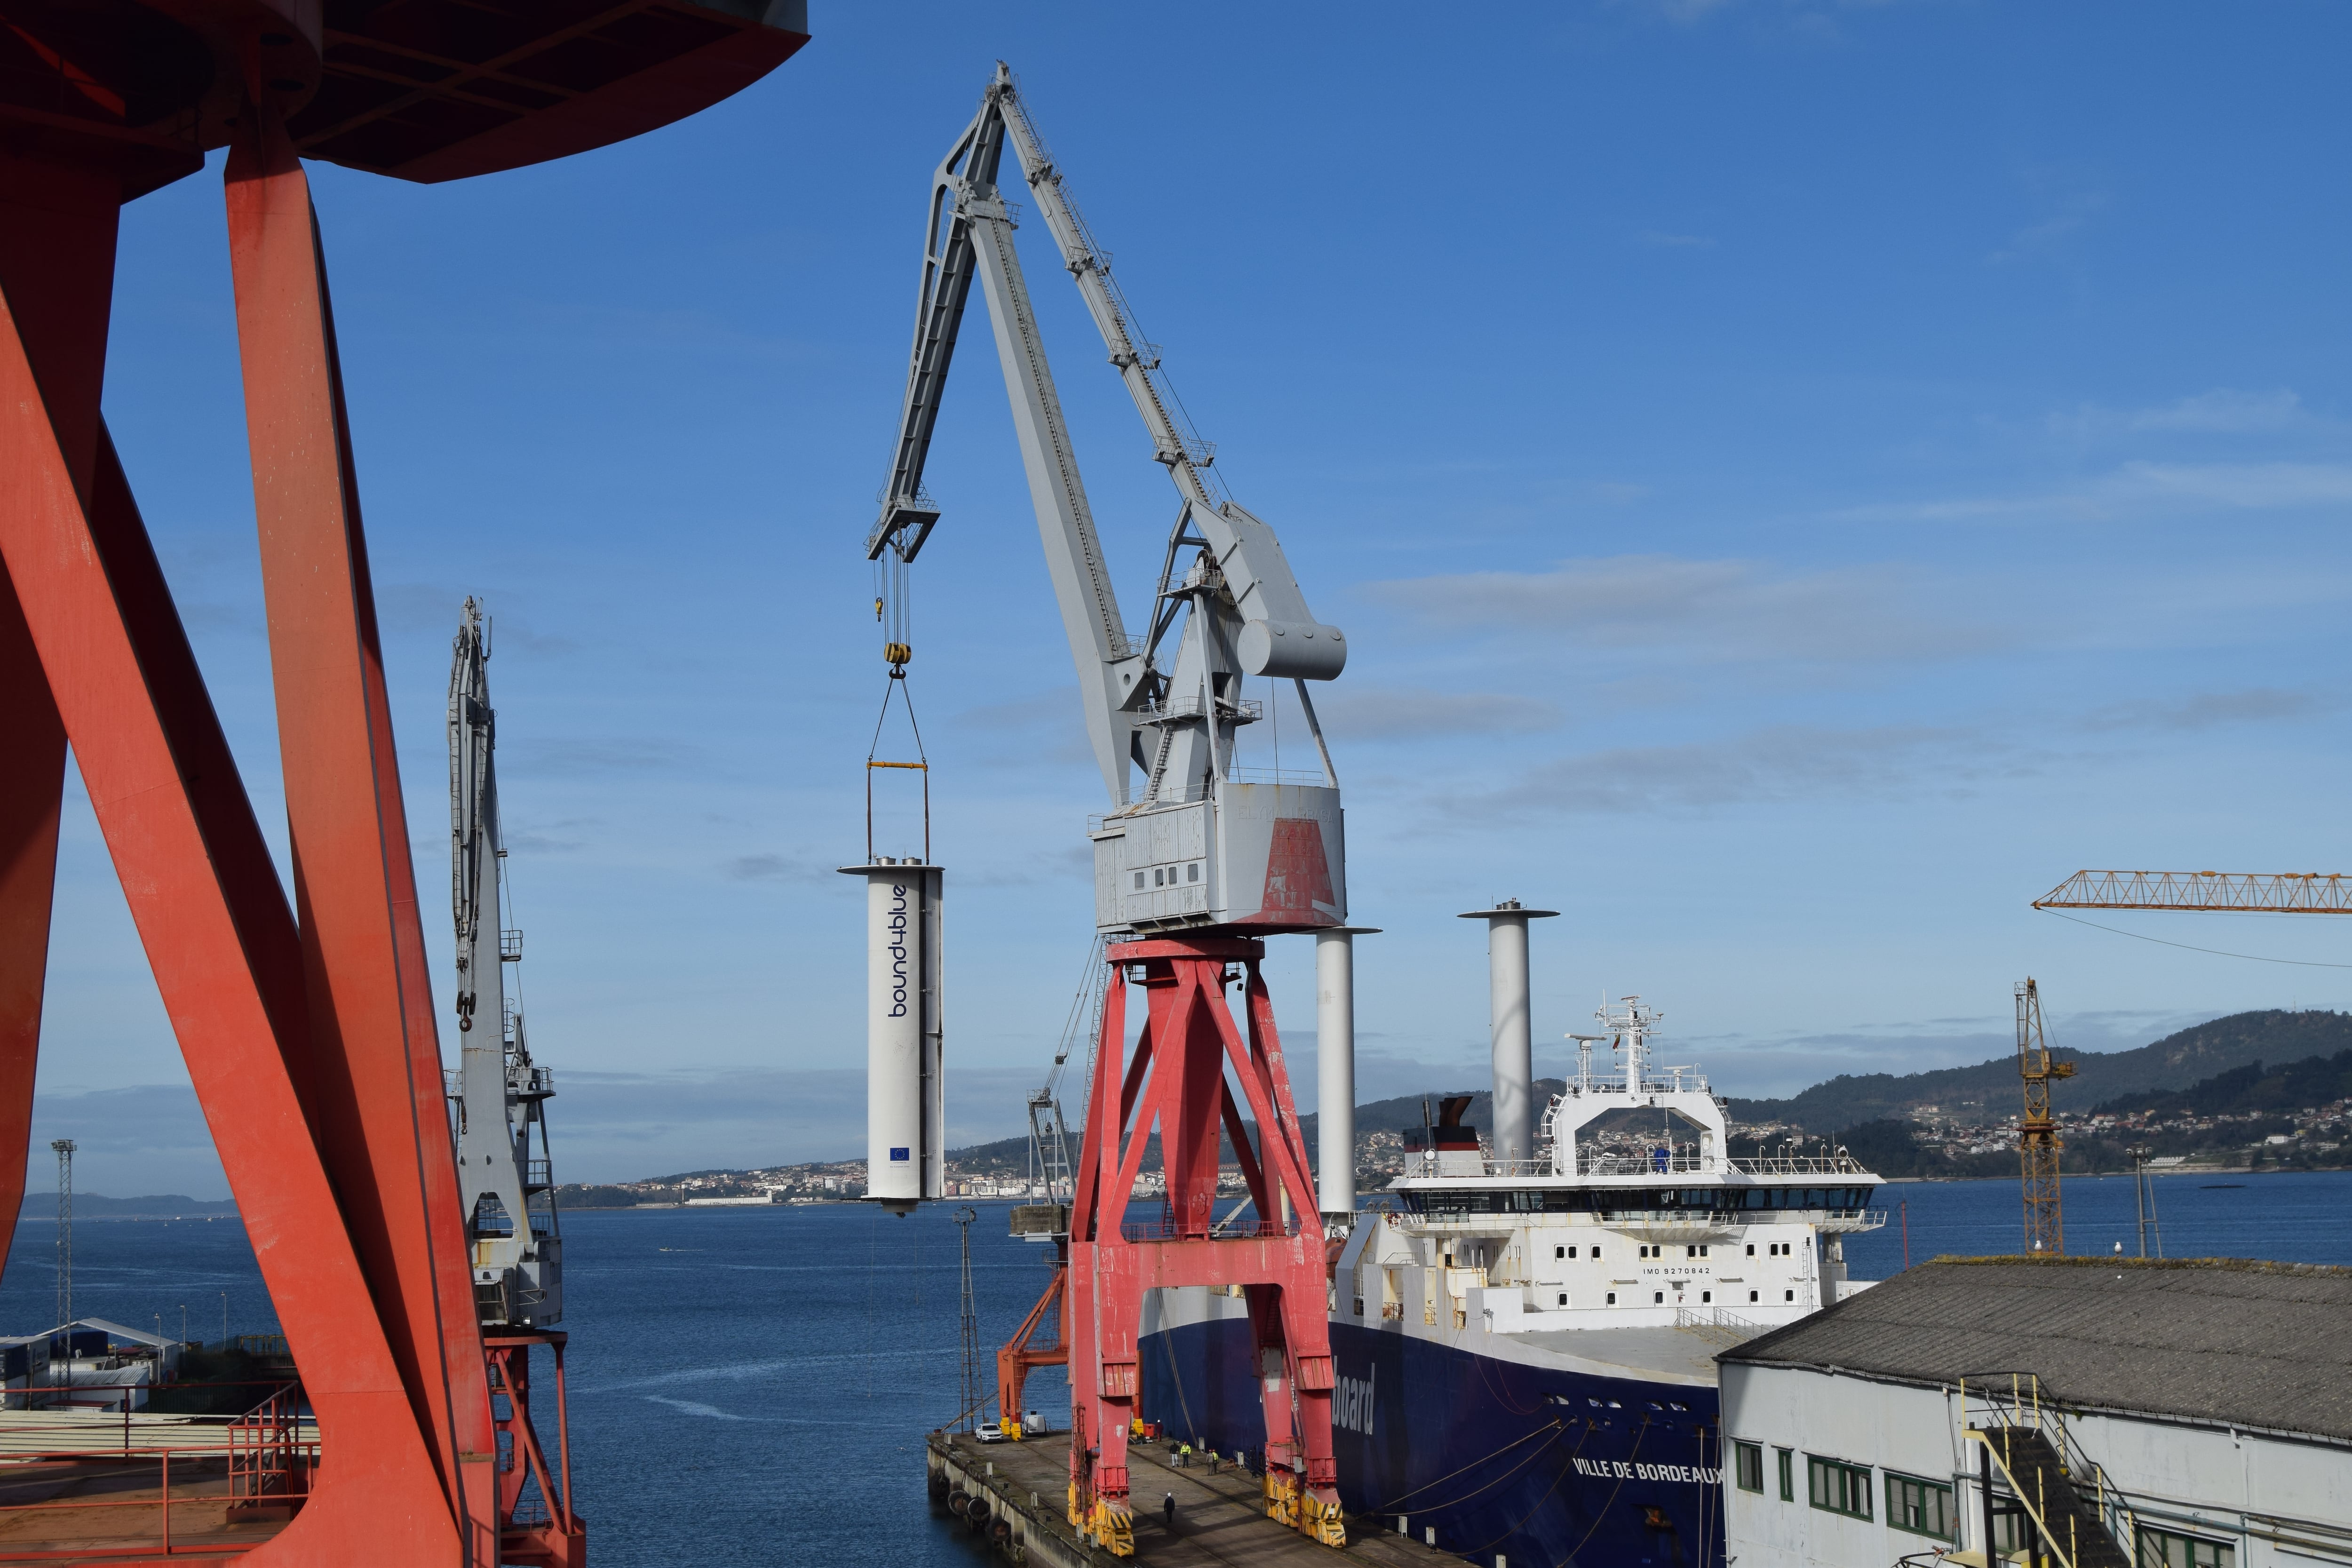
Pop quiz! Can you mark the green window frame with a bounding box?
[1885,1472,1955,1541]
[1776,1448,1794,1502]
[1733,1441,1764,1494]
[2137,1527,2235,1568]
[1806,1454,1872,1520]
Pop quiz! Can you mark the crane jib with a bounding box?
[866,63,1350,937]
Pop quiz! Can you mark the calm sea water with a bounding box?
[3,1171,2345,1565]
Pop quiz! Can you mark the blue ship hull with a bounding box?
[1140,1317,1724,1568]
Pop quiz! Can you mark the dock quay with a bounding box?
[929,1433,1466,1568]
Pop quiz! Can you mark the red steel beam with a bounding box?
[0,175,464,1564]
[223,91,499,1555]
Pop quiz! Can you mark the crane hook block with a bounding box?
[1236,619,1346,681]
[885,641,912,667]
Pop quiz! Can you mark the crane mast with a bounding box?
[870,62,1349,939]
[450,598,563,1329]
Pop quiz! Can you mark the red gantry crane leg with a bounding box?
[1066,937,1342,1554]
[0,8,808,1561]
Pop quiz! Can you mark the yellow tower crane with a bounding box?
[2029,868,2352,1253]
[2013,979,2071,1254]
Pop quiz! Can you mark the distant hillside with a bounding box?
[2093,1048,2352,1121]
[925,1012,2352,1180]
[18,1193,236,1219]
[1723,1010,2352,1131]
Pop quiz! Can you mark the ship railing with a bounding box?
[1725,1154,1874,1177]
[1672,1305,1768,1347]
[1819,1208,1887,1233]
[1552,1074,1714,1100]
[1958,1371,2145,1568]
[0,1380,317,1558]
[1572,1152,1727,1177]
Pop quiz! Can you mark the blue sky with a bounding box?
[31,2,2352,1195]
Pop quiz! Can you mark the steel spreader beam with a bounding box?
[2036,868,2352,913]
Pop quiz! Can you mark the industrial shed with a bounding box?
[1717,1255,2352,1568]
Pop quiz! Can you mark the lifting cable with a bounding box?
[2040,909,2352,969]
[866,549,931,862]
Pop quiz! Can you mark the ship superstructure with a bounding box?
[1142,994,1884,1568]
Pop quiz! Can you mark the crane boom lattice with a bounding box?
[2015,978,2072,1256]
[2036,869,2352,913]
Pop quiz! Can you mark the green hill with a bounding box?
[1721,1010,2352,1130]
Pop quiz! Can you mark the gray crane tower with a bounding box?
[449,598,563,1328]
[868,63,1350,941]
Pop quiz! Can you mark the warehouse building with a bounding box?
[1718,1256,2352,1568]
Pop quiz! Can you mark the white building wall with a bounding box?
[1722,1363,2352,1568]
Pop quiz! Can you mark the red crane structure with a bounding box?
[0,8,807,1564]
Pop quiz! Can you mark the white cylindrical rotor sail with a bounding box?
[1458,899,1558,1165]
[1315,927,1378,1218]
[843,860,945,1213]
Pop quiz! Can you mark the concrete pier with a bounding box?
[929,1431,1464,1568]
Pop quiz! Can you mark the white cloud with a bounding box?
[1448,721,2012,818]
[1361,555,2002,665]
[1836,461,2352,525]
[2050,388,2306,439]
[2081,688,2335,735]
[1313,686,1561,741]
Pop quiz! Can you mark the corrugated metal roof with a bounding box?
[1720,1256,2352,1443]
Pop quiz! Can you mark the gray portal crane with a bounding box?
[449,598,563,1328]
[869,62,1349,938]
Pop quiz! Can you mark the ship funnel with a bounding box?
[1316,926,1380,1217]
[1458,899,1558,1164]
[839,859,945,1213]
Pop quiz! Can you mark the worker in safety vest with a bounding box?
[1178,1442,1192,1467]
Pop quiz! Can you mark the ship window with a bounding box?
[1652,1291,1663,1304]
[1187,863,1200,882]
[1887,1473,1957,1542]
[1701,1290,1712,1303]
[1154,867,1165,886]
[1807,1455,1872,1520]
[1605,1292,1616,1306]
[1555,1246,1565,1259]
[1776,1449,1795,1503]
[1556,1293,1567,1306]
[1749,1290,1758,1303]
[1133,872,1145,890]
[1734,1441,1764,1494]
[1589,1246,1601,1258]
[1746,1244,1756,1257]
[1784,1289,1795,1302]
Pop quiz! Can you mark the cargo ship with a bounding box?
[1138,996,1884,1568]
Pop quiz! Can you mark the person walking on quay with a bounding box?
[1163,1493,1177,1530]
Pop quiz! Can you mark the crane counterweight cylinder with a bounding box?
[1459,900,1558,1166]
[1236,619,1346,681]
[846,860,945,1213]
[1316,927,1378,1217]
